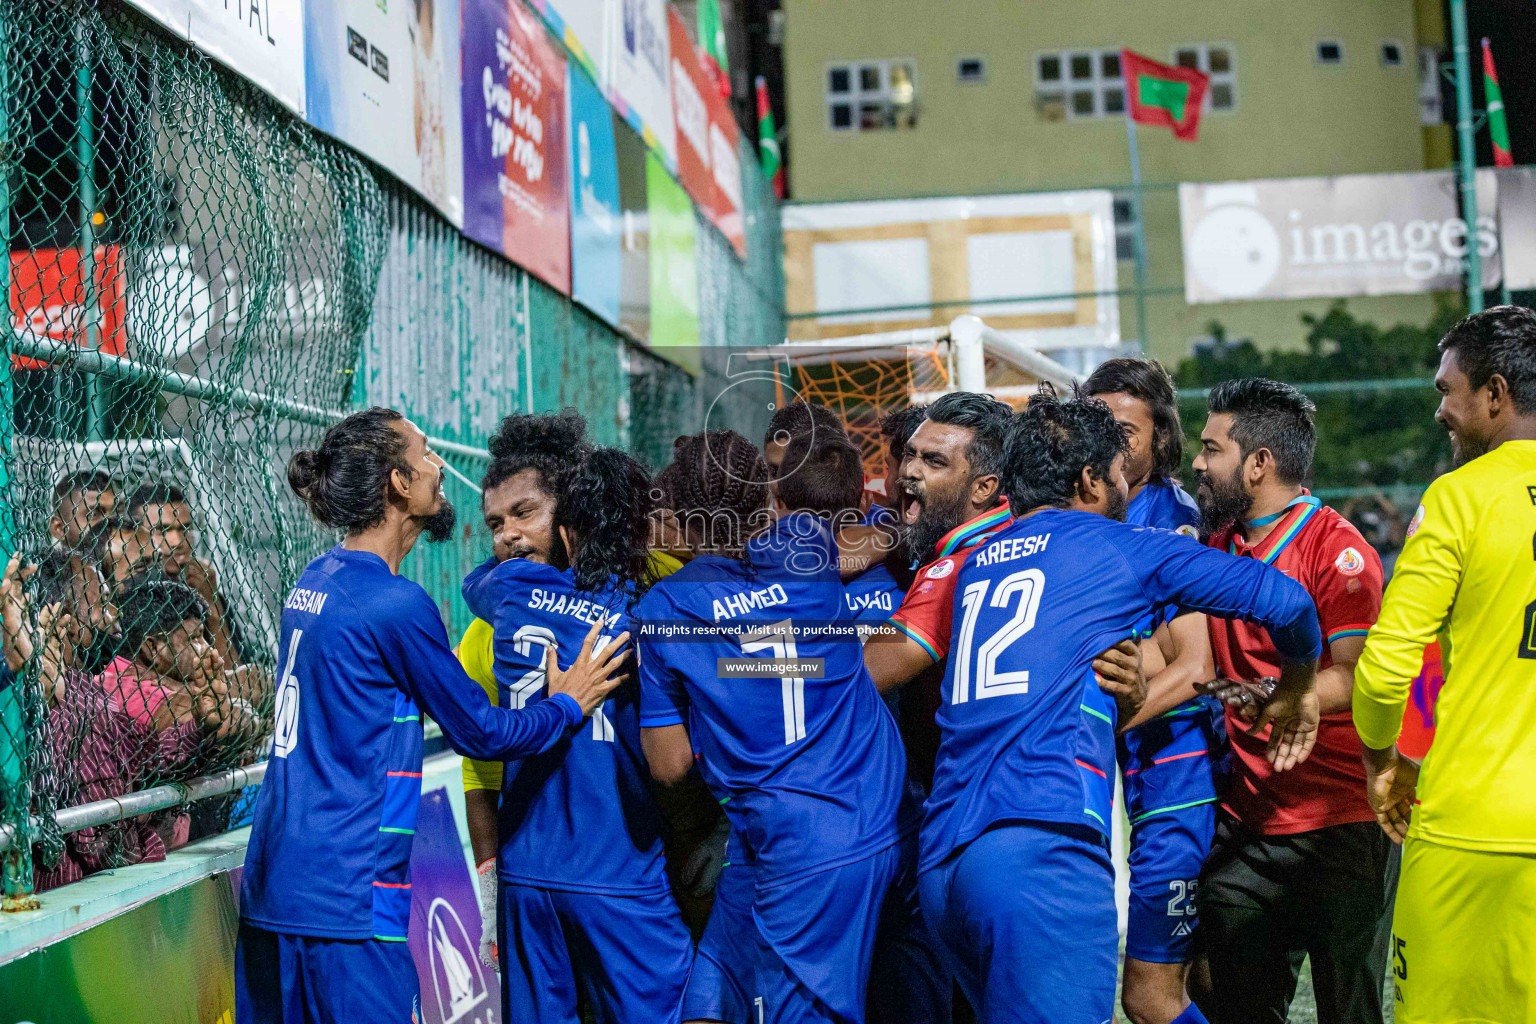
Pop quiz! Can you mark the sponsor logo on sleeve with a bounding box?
[1335,547,1366,576]
[1406,504,1426,539]
[1175,524,1199,539]
[925,559,955,580]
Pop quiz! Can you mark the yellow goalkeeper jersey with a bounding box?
[459,551,686,792]
[1355,439,1536,853]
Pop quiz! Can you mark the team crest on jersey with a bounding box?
[1335,547,1366,576]
[1175,524,1198,538]
[1406,504,1426,539]
[925,559,955,579]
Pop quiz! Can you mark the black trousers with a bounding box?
[1195,815,1400,1024]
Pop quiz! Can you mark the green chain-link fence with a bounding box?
[0,0,783,903]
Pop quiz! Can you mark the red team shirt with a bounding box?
[1206,495,1384,835]
[890,502,1015,662]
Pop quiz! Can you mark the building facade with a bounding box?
[781,0,1455,367]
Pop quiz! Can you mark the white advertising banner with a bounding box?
[1180,169,1501,304]
[303,0,464,224]
[126,0,306,115]
[530,0,608,81]
[605,0,676,167]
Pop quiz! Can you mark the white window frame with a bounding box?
[825,59,918,132]
[1034,47,1125,121]
[1171,42,1237,113]
[1379,40,1406,68]
[1315,40,1346,66]
[956,55,987,85]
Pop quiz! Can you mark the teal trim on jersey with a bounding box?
[891,619,940,662]
[373,934,409,942]
[719,795,732,804]
[392,714,419,723]
[1083,808,1106,828]
[1326,628,1371,642]
[1158,703,1204,719]
[1129,796,1217,825]
[1080,703,1113,726]
[378,826,415,835]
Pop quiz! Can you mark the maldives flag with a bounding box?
[1122,50,1209,141]
[756,76,785,198]
[1483,38,1513,167]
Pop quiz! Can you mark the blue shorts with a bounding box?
[866,835,951,1024]
[235,920,422,1024]
[683,860,757,1024]
[918,824,1117,1024]
[1125,802,1217,963]
[755,836,947,1024]
[498,883,693,1024]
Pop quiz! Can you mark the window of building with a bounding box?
[957,56,986,84]
[1173,44,1237,111]
[827,60,919,132]
[1316,40,1344,65]
[1112,194,1139,262]
[1418,46,1445,125]
[1380,41,1404,67]
[1035,48,1124,120]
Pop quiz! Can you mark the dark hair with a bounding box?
[53,469,115,515]
[128,481,188,519]
[483,410,591,497]
[287,407,413,533]
[776,433,865,518]
[33,548,95,609]
[763,401,846,454]
[1002,384,1130,512]
[555,447,655,593]
[924,391,1012,479]
[1438,304,1536,414]
[663,431,769,550]
[1206,378,1317,485]
[116,573,209,659]
[879,404,928,460]
[1083,357,1184,480]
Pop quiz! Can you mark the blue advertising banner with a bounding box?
[409,788,501,1024]
[568,64,623,328]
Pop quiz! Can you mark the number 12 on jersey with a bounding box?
[952,568,1046,704]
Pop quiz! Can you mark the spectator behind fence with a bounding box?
[3,552,230,891]
[81,517,154,593]
[129,482,244,664]
[49,469,118,548]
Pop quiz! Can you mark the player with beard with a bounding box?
[1083,358,1219,1024]
[236,408,628,1024]
[461,446,694,1024]
[1190,379,1394,1024]
[918,386,1322,1024]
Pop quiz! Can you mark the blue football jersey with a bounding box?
[1119,476,1222,821]
[844,561,902,634]
[637,513,913,884]
[921,510,1321,873]
[863,502,897,527]
[1127,477,1201,536]
[461,557,670,896]
[242,547,582,941]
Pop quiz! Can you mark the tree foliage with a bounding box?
[1172,299,1461,491]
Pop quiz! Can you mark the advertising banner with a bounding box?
[462,0,572,294]
[303,0,464,224]
[666,8,742,258]
[526,0,607,82]
[10,246,127,371]
[1179,169,1501,304]
[605,0,676,168]
[124,0,305,115]
[569,65,623,327]
[408,788,501,1024]
[1495,166,1536,291]
[647,150,699,371]
[615,115,651,343]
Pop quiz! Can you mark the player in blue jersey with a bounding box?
[461,445,693,1024]
[1085,358,1221,1024]
[917,387,1324,1024]
[235,408,629,1024]
[639,430,943,1024]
